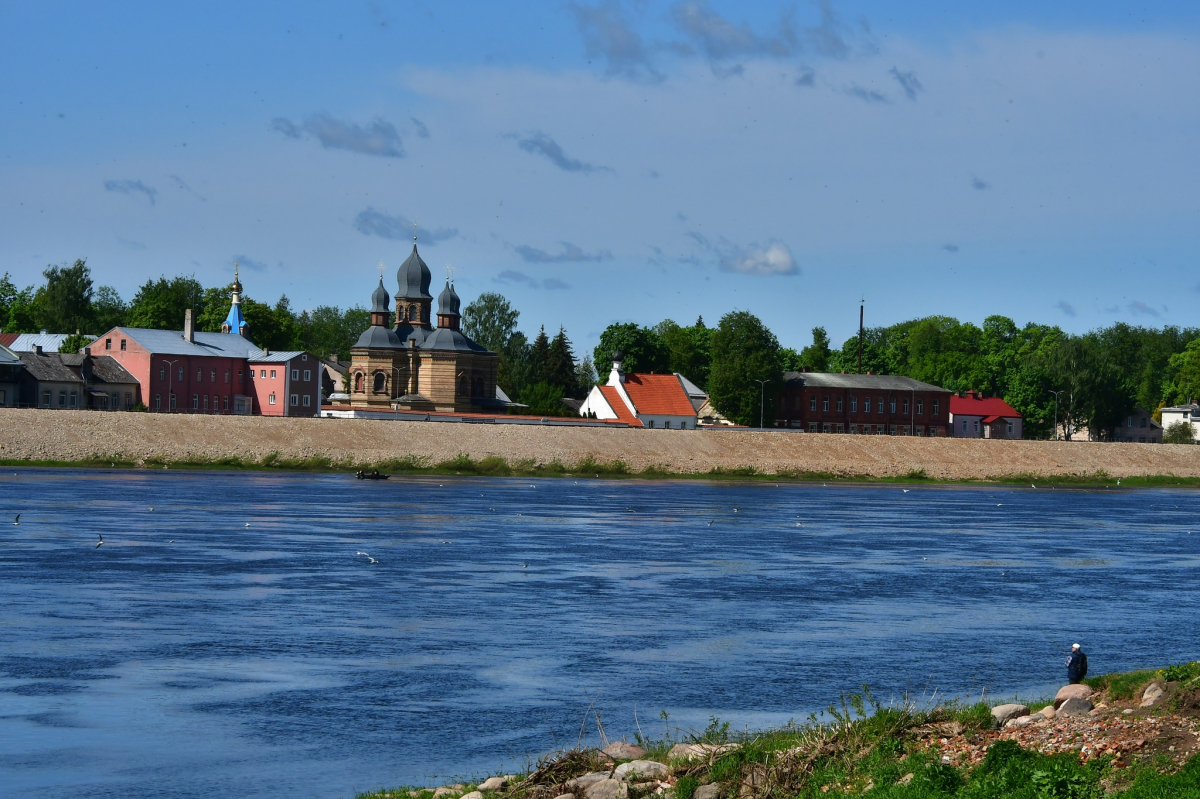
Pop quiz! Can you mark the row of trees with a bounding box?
[7,261,1200,436]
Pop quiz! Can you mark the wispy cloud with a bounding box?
[847,84,888,103]
[1127,300,1160,318]
[570,1,661,81]
[670,0,797,62]
[1055,300,1077,317]
[233,255,269,272]
[411,117,430,139]
[497,270,572,290]
[271,113,404,158]
[888,67,922,101]
[354,208,457,243]
[719,241,799,276]
[795,68,816,87]
[942,244,959,253]
[103,179,158,205]
[971,176,991,191]
[515,242,611,263]
[168,174,206,201]
[512,132,612,174]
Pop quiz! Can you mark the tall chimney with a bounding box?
[184,309,194,342]
[858,300,864,374]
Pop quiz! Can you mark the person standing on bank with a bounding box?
[1066,643,1088,684]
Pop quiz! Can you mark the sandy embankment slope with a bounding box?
[1,408,1197,479]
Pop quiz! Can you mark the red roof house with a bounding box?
[949,390,1022,439]
[580,352,698,429]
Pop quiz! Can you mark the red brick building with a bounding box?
[774,371,952,435]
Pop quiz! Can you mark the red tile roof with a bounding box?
[950,393,1021,419]
[0,333,18,347]
[599,385,643,427]
[622,373,697,417]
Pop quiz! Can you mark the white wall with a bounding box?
[579,385,617,420]
[637,414,697,430]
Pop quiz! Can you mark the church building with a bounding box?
[340,241,500,413]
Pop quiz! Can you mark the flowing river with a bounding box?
[1,468,1198,798]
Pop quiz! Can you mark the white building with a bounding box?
[579,351,699,429]
[1160,403,1199,441]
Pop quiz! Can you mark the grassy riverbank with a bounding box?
[6,452,1200,489]
[354,664,1200,799]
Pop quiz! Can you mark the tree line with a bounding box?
[6,261,1200,436]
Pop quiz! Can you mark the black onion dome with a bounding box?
[396,244,433,299]
[437,279,458,315]
[371,279,390,314]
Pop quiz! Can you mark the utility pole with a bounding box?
[1049,390,1064,441]
[754,379,767,429]
[858,298,864,374]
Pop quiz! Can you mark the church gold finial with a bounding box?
[446,263,455,284]
[378,259,386,280]
[413,217,418,244]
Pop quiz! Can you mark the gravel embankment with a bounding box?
[2,409,1199,479]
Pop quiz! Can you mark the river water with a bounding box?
[1,469,1198,798]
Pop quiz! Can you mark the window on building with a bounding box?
[105,338,112,350]
[807,422,818,432]
[863,396,870,412]
[270,370,277,379]
[355,373,363,392]
[260,369,266,378]
[877,398,884,413]
[303,370,310,381]
[203,395,209,411]
[155,394,161,410]
[835,424,844,433]
[851,396,858,413]
[124,392,131,408]
[291,369,299,380]
[973,420,980,433]
[302,395,311,407]
[269,393,276,405]
[916,400,924,415]
[646,419,654,428]
[210,369,216,382]
[170,393,177,410]
[196,368,202,382]
[120,339,126,351]
[69,392,77,407]
[238,370,243,383]
[290,394,298,406]
[178,367,184,381]
[302,354,308,361]
[1126,416,1133,428]
[192,394,199,409]
[822,423,831,433]
[225,370,230,383]
[373,372,386,393]
[1139,437,1146,443]
[836,397,843,412]
[822,397,829,412]
[961,419,968,432]
[159,366,165,380]
[1140,417,1147,428]
[810,397,817,411]
[664,420,672,429]
[1007,421,1014,435]
[932,400,939,416]
[58,391,66,407]
[903,399,910,414]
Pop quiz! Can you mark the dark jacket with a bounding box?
[1066,649,1088,683]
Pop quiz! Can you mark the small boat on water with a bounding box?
[355,470,389,480]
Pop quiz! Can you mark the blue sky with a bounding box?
[2,1,1198,353]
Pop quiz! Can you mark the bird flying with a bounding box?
[95,534,104,549]
[12,513,19,526]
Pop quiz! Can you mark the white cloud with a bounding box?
[719,241,798,276]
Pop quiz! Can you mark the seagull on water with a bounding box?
[12,513,19,526]
[245,523,250,528]
[521,563,528,568]
[367,556,379,564]
[902,489,910,493]
[95,534,104,549]
[1117,478,1121,487]
[1031,484,1036,489]
[356,551,369,556]
[707,519,715,526]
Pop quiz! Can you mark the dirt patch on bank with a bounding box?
[3,409,1200,480]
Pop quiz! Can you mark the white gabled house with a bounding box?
[579,351,699,429]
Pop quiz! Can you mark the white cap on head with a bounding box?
[1072,643,1080,649]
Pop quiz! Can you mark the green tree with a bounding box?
[546,326,579,397]
[708,310,783,427]
[594,322,668,376]
[127,275,206,330]
[91,285,127,332]
[36,259,94,333]
[58,333,96,353]
[1164,421,1195,444]
[655,317,713,388]
[519,381,572,417]
[241,295,300,351]
[575,354,598,391]
[528,326,551,385]
[462,292,520,353]
[499,330,531,399]
[1163,339,1200,407]
[296,305,369,361]
[798,326,832,372]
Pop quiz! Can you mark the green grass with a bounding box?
[1083,669,1160,700]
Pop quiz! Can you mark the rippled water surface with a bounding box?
[2,469,1199,798]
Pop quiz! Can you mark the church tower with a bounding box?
[394,237,433,346]
[221,263,249,337]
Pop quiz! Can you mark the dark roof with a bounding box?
[18,351,80,382]
[394,322,428,347]
[421,327,489,352]
[115,327,266,358]
[396,244,432,300]
[0,342,20,366]
[371,279,390,314]
[353,325,404,350]
[437,279,461,316]
[62,354,138,385]
[782,372,949,392]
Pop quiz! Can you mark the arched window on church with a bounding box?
[458,375,468,396]
[408,306,416,321]
[354,373,363,393]
[373,372,386,393]
[473,376,483,396]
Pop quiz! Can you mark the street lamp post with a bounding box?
[163,358,180,413]
[754,379,767,429]
[1048,390,1064,441]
